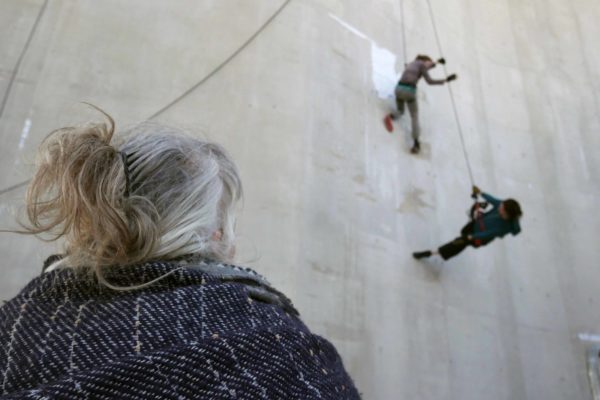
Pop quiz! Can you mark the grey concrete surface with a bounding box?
[1,0,599,398]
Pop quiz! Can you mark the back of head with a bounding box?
[24,110,242,280]
[503,199,522,220]
[416,54,433,63]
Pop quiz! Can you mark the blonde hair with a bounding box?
[23,110,242,283]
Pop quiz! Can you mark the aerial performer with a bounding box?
[384,54,457,154]
[413,186,522,260]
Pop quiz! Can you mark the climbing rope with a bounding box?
[0,181,30,197]
[424,0,476,187]
[398,0,408,65]
[0,0,49,197]
[148,0,292,120]
[0,0,49,120]
[0,0,292,198]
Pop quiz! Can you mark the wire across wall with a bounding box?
[0,0,293,198]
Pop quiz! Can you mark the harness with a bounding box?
[470,197,487,247]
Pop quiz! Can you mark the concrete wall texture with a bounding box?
[1,0,599,399]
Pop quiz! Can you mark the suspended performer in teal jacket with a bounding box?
[384,54,457,154]
[413,186,522,260]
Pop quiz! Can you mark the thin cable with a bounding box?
[0,0,292,198]
[0,180,30,196]
[399,0,408,64]
[424,0,475,187]
[0,1,48,197]
[0,0,49,120]
[148,0,292,120]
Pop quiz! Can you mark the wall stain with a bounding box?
[329,150,345,160]
[309,260,336,275]
[353,174,366,184]
[315,163,337,172]
[397,187,432,215]
[356,192,377,202]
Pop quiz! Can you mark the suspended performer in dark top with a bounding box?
[413,186,522,261]
[384,54,457,154]
[0,107,360,400]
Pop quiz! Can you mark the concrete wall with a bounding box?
[1,0,599,398]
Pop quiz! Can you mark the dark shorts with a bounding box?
[438,222,492,260]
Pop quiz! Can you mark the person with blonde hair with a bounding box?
[384,54,457,154]
[0,110,360,399]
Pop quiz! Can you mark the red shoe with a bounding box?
[384,115,394,133]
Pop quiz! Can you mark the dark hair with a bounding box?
[416,54,433,62]
[503,199,522,220]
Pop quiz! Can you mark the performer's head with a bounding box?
[499,199,522,221]
[416,54,434,67]
[23,108,242,273]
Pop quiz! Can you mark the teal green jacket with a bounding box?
[471,193,521,242]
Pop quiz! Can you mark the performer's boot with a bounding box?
[412,250,432,259]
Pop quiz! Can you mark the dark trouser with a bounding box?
[438,222,490,260]
[392,86,419,140]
